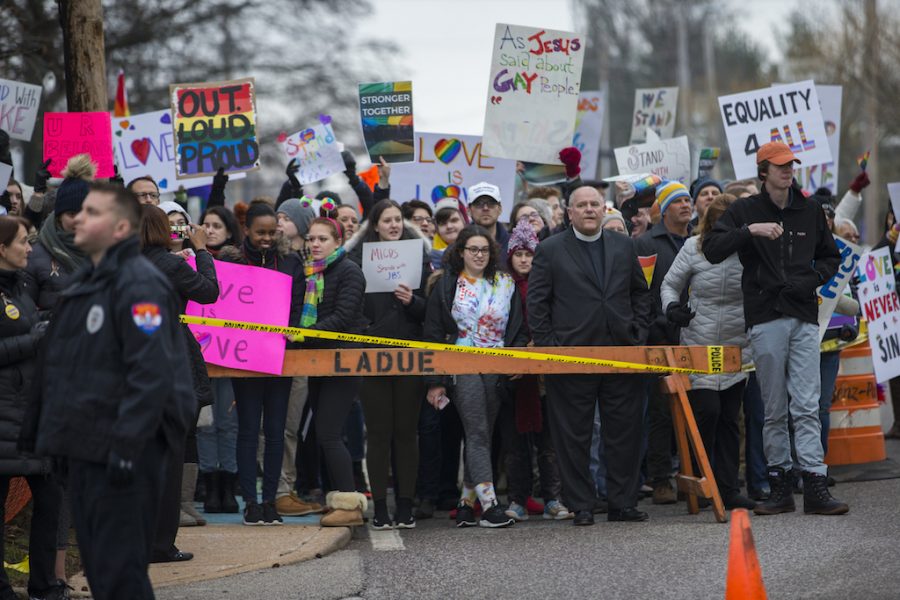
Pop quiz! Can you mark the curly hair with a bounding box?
[444,224,500,282]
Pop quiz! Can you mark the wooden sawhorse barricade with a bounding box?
[209,345,739,523]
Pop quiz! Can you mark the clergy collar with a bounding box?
[574,228,602,242]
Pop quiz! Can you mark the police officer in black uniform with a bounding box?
[25,182,194,600]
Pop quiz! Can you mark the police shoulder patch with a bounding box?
[132,302,163,335]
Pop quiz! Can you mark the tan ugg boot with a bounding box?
[320,492,366,527]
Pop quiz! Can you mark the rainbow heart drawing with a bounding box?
[195,331,212,352]
[434,139,462,164]
[431,185,461,203]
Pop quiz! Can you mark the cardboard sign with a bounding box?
[614,131,691,185]
[278,120,345,184]
[774,83,842,194]
[718,81,831,180]
[482,23,585,164]
[630,87,678,143]
[817,236,861,341]
[857,246,900,382]
[0,78,42,141]
[113,109,221,190]
[0,163,11,189]
[362,239,424,293]
[358,81,414,163]
[186,259,291,375]
[43,112,115,178]
[574,90,604,180]
[390,132,518,222]
[170,77,260,179]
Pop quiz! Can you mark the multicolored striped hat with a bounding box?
[655,181,691,215]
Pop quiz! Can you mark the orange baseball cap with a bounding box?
[756,141,801,166]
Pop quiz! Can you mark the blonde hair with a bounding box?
[697,193,737,249]
[60,154,97,180]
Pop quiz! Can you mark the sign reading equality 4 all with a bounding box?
[482,23,585,165]
[718,80,831,180]
[170,77,260,179]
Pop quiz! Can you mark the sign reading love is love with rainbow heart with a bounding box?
[390,132,517,222]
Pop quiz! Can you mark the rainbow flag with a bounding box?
[113,69,130,117]
[639,254,657,287]
[857,150,870,172]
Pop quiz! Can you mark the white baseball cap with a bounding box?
[467,182,501,205]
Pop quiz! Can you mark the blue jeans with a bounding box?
[743,373,769,493]
[819,350,842,454]
[197,378,238,473]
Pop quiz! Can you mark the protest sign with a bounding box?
[170,77,260,179]
[362,239,424,293]
[817,236,861,341]
[888,182,900,253]
[43,112,115,178]
[186,259,291,375]
[857,246,900,382]
[358,81,414,163]
[0,162,12,191]
[614,131,691,185]
[718,81,831,180]
[112,109,226,190]
[390,132,517,222]
[0,78,41,141]
[774,83,842,194]
[630,87,678,143]
[277,119,345,185]
[482,23,585,164]
[695,147,720,180]
[574,91,604,180]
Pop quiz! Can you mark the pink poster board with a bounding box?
[43,112,115,178]
[186,258,292,375]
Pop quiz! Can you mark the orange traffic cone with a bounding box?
[725,508,767,599]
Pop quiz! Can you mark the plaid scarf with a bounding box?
[300,246,345,327]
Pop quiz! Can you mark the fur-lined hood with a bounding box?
[343,218,433,254]
[217,234,295,265]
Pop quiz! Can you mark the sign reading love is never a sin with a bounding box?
[390,132,517,222]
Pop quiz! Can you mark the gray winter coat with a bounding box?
[660,236,749,391]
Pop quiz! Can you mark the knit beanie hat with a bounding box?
[602,207,627,231]
[656,181,691,215]
[506,217,539,257]
[689,177,723,201]
[277,198,317,238]
[54,177,90,215]
[158,200,192,224]
[434,197,469,223]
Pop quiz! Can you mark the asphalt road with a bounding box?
[157,448,900,600]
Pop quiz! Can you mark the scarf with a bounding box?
[38,213,88,273]
[300,246,345,327]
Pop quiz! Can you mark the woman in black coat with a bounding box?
[139,205,219,561]
[0,216,66,599]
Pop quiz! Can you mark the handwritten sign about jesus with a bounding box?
[362,239,424,293]
[482,23,585,164]
[186,259,291,375]
[170,77,260,179]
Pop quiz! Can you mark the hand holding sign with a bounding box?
[362,239,424,293]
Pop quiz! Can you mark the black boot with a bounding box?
[220,471,240,514]
[753,466,795,515]
[394,497,415,529]
[372,499,392,530]
[802,471,849,515]
[202,471,222,514]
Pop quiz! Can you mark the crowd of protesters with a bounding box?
[0,127,891,599]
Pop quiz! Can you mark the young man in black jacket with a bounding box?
[703,142,848,516]
[30,183,194,599]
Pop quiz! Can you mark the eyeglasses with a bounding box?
[134,192,160,200]
[518,211,541,222]
[463,246,490,256]
[411,216,434,225]
[470,198,499,209]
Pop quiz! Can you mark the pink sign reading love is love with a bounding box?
[186,258,293,375]
[43,112,115,178]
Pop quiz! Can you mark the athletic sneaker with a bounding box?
[543,499,573,520]
[455,502,477,528]
[480,505,515,528]
[243,501,264,526]
[505,501,529,521]
[262,501,283,525]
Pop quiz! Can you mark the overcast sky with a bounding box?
[369,0,808,136]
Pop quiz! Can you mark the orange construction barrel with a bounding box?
[825,345,887,466]
[4,477,31,523]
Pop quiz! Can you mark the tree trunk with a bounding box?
[59,0,108,112]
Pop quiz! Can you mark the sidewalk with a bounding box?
[68,512,350,597]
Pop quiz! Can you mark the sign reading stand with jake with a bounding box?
[362,239,424,294]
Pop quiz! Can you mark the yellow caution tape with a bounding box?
[180,315,721,375]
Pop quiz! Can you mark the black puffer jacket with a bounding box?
[23,241,76,311]
[0,269,47,475]
[300,253,367,349]
[143,246,219,407]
